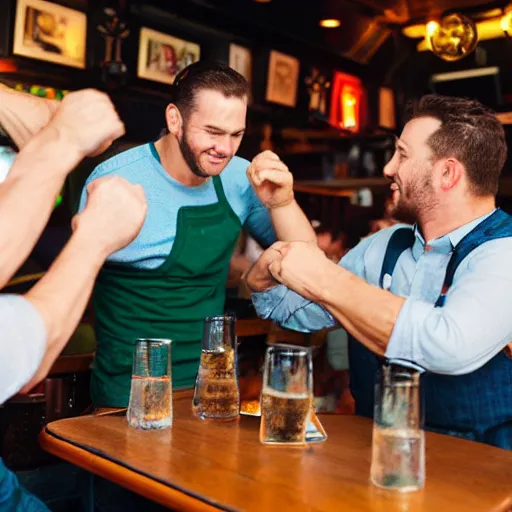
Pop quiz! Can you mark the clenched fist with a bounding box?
[267,241,331,301]
[72,176,147,257]
[49,89,125,158]
[247,150,294,209]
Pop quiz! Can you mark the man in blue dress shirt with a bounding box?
[246,94,512,449]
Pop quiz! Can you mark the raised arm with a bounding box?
[0,84,58,149]
[0,89,124,288]
[18,176,147,395]
[246,150,316,244]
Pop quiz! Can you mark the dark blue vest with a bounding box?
[349,209,512,449]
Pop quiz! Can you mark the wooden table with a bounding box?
[39,390,512,512]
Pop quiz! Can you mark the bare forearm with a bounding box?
[245,256,276,293]
[270,200,316,243]
[0,126,81,287]
[0,85,57,148]
[314,264,405,355]
[22,229,106,390]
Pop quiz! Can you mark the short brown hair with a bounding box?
[170,60,249,121]
[408,94,507,196]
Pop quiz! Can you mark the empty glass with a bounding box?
[127,338,173,430]
[192,315,240,420]
[260,344,313,445]
[370,361,425,492]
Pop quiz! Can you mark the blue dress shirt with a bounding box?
[253,211,512,375]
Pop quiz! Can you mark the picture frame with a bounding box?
[229,43,252,102]
[137,27,200,85]
[265,50,299,108]
[13,0,87,69]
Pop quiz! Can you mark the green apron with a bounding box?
[91,144,242,407]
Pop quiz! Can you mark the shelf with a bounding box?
[295,178,389,189]
[294,177,512,198]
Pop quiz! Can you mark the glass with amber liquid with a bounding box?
[127,338,173,430]
[192,315,240,420]
[260,344,313,445]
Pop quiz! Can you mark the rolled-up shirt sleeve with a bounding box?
[386,240,512,374]
[252,286,336,332]
[251,230,380,332]
[0,295,47,403]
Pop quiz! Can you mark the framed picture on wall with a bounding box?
[229,44,251,79]
[265,50,299,107]
[137,27,200,85]
[13,0,87,69]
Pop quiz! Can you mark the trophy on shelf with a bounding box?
[97,5,130,87]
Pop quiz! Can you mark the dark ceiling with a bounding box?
[142,0,509,65]
[352,0,501,21]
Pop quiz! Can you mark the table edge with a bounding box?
[39,428,235,512]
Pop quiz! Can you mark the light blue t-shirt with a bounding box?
[79,143,276,269]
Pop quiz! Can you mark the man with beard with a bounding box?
[79,61,315,409]
[246,94,512,449]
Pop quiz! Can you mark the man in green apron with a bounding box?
[79,60,316,408]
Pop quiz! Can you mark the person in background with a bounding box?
[0,85,147,509]
[246,94,512,449]
[79,60,316,409]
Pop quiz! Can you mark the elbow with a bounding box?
[419,319,483,375]
[421,355,469,375]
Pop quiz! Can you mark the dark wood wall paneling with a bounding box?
[0,0,379,145]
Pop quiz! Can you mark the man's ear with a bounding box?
[165,104,182,136]
[439,157,463,191]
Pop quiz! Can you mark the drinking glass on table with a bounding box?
[259,344,313,445]
[192,314,240,420]
[127,338,173,429]
[370,361,425,492]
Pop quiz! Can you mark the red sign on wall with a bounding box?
[329,71,365,132]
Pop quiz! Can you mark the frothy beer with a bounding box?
[260,388,312,444]
[192,347,240,419]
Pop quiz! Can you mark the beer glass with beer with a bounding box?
[260,344,313,445]
[127,338,173,429]
[370,361,425,492]
[192,314,240,420]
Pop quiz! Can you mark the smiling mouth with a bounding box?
[206,151,228,163]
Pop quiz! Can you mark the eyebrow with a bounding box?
[394,136,408,151]
[204,124,246,135]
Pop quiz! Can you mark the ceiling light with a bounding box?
[428,13,478,62]
[320,19,341,28]
[500,5,512,35]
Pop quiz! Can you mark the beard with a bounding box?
[390,171,437,225]
[390,193,418,225]
[178,129,210,179]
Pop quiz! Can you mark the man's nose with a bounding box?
[214,136,233,156]
[383,153,397,179]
